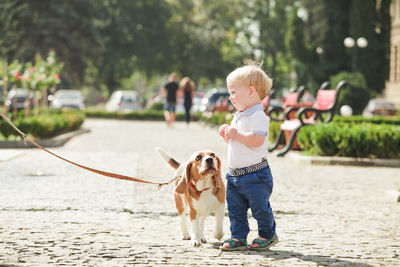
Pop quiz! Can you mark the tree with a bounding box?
[298,0,391,95]
[0,0,102,87]
[350,0,391,93]
[166,0,244,86]
[285,5,315,89]
[300,0,349,86]
[95,0,172,95]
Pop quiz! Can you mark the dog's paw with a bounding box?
[213,231,224,240]
[191,239,202,247]
[182,235,191,240]
[201,237,207,244]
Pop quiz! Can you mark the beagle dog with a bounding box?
[157,147,225,247]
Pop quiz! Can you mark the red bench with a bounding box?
[262,89,276,115]
[268,80,347,157]
[267,85,307,121]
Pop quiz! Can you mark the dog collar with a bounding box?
[190,182,211,192]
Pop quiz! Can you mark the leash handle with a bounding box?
[0,111,171,186]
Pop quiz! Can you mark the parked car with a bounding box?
[51,89,85,110]
[106,90,142,112]
[362,98,397,117]
[5,88,34,112]
[200,88,234,112]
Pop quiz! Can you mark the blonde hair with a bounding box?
[226,63,272,99]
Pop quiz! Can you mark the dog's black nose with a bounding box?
[206,158,213,166]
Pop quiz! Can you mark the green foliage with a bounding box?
[0,0,391,99]
[83,109,201,122]
[300,0,350,85]
[330,71,373,114]
[350,0,390,93]
[297,122,400,159]
[269,121,285,145]
[97,0,172,93]
[147,102,164,111]
[0,111,85,140]
[0,0,101,87]
[334,115,400,125]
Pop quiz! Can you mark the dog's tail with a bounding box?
[156,147,180,170]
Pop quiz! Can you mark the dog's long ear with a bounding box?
[216,155,222,171]
[185,162,192,184]
[174,176,187,194]
[174,162,192,194]
[214,156,223,190]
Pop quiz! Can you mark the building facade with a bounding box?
[386,0,400,107]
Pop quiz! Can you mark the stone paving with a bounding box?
[0,119,399,266]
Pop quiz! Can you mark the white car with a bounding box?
[362,98,397,117]
[106,90,142,112]
[51,90,85,110]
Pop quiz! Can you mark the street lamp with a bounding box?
[344,37,368,72]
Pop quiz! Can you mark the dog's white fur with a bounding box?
[157,147,225,246]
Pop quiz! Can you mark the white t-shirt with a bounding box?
[228,103,269,169]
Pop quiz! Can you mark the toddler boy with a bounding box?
[219,64,278,251]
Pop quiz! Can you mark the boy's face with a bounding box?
[227,80,252,112]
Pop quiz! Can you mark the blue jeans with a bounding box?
[226,166,276,240]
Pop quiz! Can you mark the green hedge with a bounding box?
[84,109,201,121]
[197,112,400,159]
[297,123,400,159]
[0,111,85,140]
[333,115,400,125]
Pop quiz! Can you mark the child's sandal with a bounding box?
[249,234,279,251]
[220,238,247,251]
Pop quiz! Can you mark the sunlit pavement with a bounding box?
[1,119,399,266]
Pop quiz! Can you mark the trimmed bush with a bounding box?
[84,109,201,122]
[297,122,400,159]
[0,111,85,140]
[330,71,374,115]
[334,115,400,125]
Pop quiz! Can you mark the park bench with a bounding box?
[268,80,347,157]
[262,89,276,115]
[267,85,307,121]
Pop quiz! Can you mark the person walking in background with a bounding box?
[180,77,195,125]
[161,72,179,127]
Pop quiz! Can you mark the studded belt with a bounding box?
[229,158,269,177]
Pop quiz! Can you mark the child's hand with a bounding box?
[226,127,238,140]
[219,124,229,138]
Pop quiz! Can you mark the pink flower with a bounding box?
[39,74,45,81]
[54,74,60,80]
[14,71,20,79]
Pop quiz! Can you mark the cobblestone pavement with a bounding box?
[1,119,399,267]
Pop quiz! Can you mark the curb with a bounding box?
[0,128,90,149]
[288,151,400,168]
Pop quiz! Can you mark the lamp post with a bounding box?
[344,37,368,72]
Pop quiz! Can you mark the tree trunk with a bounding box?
[25,88,31,117]
[41,87,48,108]
[3,63,8,110]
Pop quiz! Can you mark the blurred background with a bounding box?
[0,0,398,115]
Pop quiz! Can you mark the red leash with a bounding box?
[0,111,171,187]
